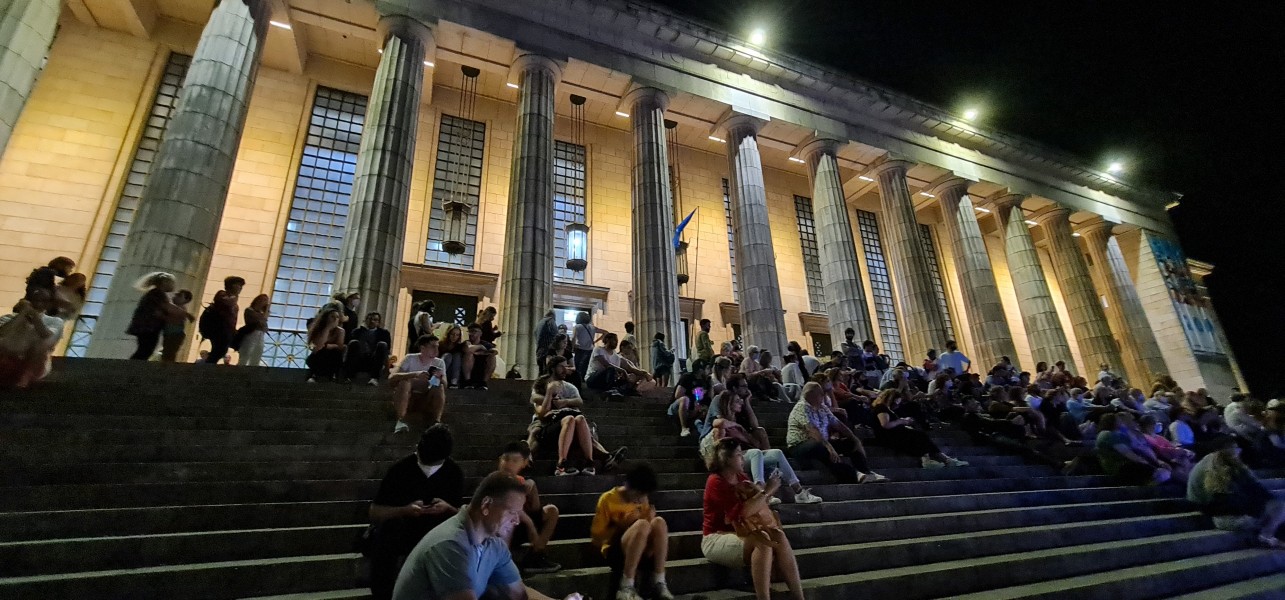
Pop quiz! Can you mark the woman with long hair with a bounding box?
[0,288,66,388]
[236,294,270,366]
[701,439,805,600]
[530,374,596,476]
[125,272,176,360]
[305,307,345,382]
[438,324,465,387]
[540,333,571,375]
[872,389,968,468]
[1187,437,1285,548]
[702,384,821,504]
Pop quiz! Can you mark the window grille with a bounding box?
[793,195,826,311]
[425,115,485,267]
[855,210,904,362]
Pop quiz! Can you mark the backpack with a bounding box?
[198,303,222,339]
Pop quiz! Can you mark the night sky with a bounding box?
[650,0,1285,397]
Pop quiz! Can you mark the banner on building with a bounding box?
[1148,236,1222,355]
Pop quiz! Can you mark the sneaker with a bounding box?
[393,420,409,434]
[856,472,869,484]
[367,379,380,387]
[767,496,782,506]
[945,457,970,467]
[653,582,675,600]
[680,427,692,437]
[922,457,946,469]
[474,382,489,390]
[616,586,643,600]
[307,377,317,383]
[793,488,823,504]
[555,462,578,476]
[520,553,562,575]
[580,466,596,476]
[1256,534,1285,549]
[867,472,890,483]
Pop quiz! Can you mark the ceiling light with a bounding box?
[1107,162,1123,174]
[919,192,935,198]
[1072,232,1082,237]
[1025,220,1039,226]
[788,157,805,164]
[963,108,979,121]
[423,61,434,67]
[506,82,519,89]
[708,135,726,143]
[749,28,766,45]
[269,20,292,30]
[615,111,629,118]
[975,207,991,213]
[377,48,383,54]
[858,175,874,182]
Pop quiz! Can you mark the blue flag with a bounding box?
[673,208,696,249]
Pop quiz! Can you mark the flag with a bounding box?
[673,208,696,249]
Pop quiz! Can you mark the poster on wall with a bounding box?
[1148,236,1222,355]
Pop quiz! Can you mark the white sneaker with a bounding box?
[616,585,643,600]
[794,488,823,504]
[680,427,692,437]
[767,496,782,506]
[945,457,970,467]
[368,379,379,387]
[306,377,317,383]
[393,420,409,434]
[654,582,675,600]
[867,472,890,483]
[922,457,946,469]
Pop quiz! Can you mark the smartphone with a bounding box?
[694,387,705,401]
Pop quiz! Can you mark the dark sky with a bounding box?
[650,0,1285,396]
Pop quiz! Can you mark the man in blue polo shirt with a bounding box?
[935,340,971,376]
[393,472,577,600]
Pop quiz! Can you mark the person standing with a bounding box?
[936,339,971,376]
[694,318,714,363]
[200,276,244,364]
[127,272,176,360]
[534,310,559,373]
[160,289,196,362]
[572,312,602,385]
[650,332,675,387]
[235,294,270,367]
[0,288,67,388]
[407,300,434,354]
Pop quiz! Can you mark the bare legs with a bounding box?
[556,415,594,465]
[619,517,669,580]
[743,528,804,600]
[392,381,445,423]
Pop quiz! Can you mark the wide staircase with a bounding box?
[2,359,1284,599]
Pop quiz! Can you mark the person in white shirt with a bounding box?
[780,353,806,401]
[0,288,66,389]
[935,340,970,376]
[1224,394,1267,441]
[572,312,605,386]
[389,335,448,433]
[584,333,651,394]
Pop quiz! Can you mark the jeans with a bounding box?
[130,330,161,360]
[745,448,800,486]
[573,348,592,386]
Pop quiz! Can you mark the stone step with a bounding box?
[0,479,382,511]
[947,547,1285,600]
[242,591,370,600]
[0,553,363,600]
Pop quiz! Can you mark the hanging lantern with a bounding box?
[442,199,471,255]
[442,65,480,255]
[675,239,690,285]
[565,222,589,272]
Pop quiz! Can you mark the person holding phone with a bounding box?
[670,359,712,437]
[390,335,448,434]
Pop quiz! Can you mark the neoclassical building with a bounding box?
[0,0,1246,396]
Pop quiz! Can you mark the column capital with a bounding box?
[986,191,1028,213]
[1076,216,1119,240]
[715,110,767,139]
[796,136,843,162]
[1028,204,1073,227]
[510,53,564,82]
[377,13,433,48]
[622,86,670,112]
[863,154,915,178]
[925,174,974,199]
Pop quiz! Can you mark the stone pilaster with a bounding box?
[992,194,1076,371]
[928,176,1016,370]
[868,158,946,361]
[1079,218,1168,385]
[721,113,787,365]
[0,0,60,157]
[626,87,681,373]
[498,54,561,378]
[1032,206,1123,377]
[800,137,873,344]
[88,0,270,359]
[333,15,432,325]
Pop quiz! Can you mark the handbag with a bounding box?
[731,481,784,547]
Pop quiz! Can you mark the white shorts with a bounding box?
[701,532,745,568]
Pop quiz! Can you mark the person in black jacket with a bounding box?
[346,312,393,384]
[365,424,464,600]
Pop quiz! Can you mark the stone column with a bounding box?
[992,194,1076,371]
[333,15,432,325]
[498,54,561,378]
[722,113,788,365]
[928,176,1016,370]
[1079,218,1168,385]
[800,137,873,344]
[1033,206,1123,377]
[626,87,681,373]
[88,0,270,359]
[0,0,60,157]
[868,158,946,361]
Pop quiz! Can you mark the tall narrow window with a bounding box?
[553,141,587,282]
[919,223,955,339]
[262,87,368,368]
[856,210,904,362]
[722,178,739,302]
[425,115,485,268]
[793,195,826,312]
[67,53,192,357]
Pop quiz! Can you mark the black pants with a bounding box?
[788,438,870,483]
[877,425,941,458]
[573,349,592,386]
[306,347,344,379]
[205,333,230,363]
[130,330,161,360]
[366,519,442,600]
[345,340,389,381]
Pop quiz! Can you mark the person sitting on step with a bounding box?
[345,312,392,385]
[305,306,346,383]
[584,333,652,396]
[1095,412,1172,485]
[1187,436,1285,549]
[590,462,674,600]
[496,441,562,575]
[389,335,447,434]
[670,359,712,438]
[390,471,574,600]
[785,382,887,484]
[530,365,596,476]
[872,389,969,468]
[702,439,805,600]
[366,424,463,600]
[461,323,497,389]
